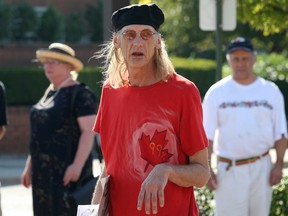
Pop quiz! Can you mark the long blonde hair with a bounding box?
[93,34,175,88]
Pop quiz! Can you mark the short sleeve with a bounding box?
[202,87,218,141]
[180,83,208,156]
[272,86,287,141]
[93,84,106,134]
[74,84,98,118]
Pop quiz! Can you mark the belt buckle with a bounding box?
[226,160,235,171]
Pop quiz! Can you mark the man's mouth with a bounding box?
[132,52,144,56]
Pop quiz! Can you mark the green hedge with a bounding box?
[171,57,216,98]
[0,67,103,105]
[0,58,216,105]
[195,175,288,216]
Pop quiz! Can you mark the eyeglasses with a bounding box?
[121,29,158,41]
[42,59,63,65]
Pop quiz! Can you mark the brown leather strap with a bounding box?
[218,151,269,171]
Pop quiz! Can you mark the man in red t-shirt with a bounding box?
[91,4,210,216]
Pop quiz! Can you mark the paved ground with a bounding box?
[0,149,287,216]
[0,155,102,216]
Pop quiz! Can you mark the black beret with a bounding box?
[111,4,165,32]
[227,37,254,54]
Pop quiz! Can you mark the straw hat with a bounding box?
[36,43,83,71]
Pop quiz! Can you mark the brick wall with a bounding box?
[0,106,30,155]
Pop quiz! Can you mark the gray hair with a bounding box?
[93,34,175,88]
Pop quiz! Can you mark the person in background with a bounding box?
[91,4,210,216]
[203,37,287,216]
[21,43,98,216]
[0,81,8,216]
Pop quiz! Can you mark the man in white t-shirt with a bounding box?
[203,37,287,216]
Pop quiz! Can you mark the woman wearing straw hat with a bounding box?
[21,43,98,216]
[0,81,8,216]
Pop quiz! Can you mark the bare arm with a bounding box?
[206,139,217,190]
[0,126,6,140]
[63,114,96,186]
[166,147,210,187]
[137,147,210,215]
[21,155,32,188]
[270,134,287,185]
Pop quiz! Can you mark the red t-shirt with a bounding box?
[94,73,208,216]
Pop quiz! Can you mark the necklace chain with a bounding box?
[38,76,72,107]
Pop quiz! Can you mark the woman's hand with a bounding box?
[21,156,32,188]
[63,163,82,186]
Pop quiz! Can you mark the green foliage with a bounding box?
[171,57,216,97]
[1,0,287,54]
[37,5,64,41]
[253,54,288,81]
[0,67,102,105]
[195,176,288,216]
[238,0,288,36]
[270,176,288,215]
[152,0,214,57]
[65,12,85,42]
[84,2,103,42]
[0,67,49,105]
[0,2,12,40]
[132,0,288,56]
[171,57,216,70]
[194,187,214,216]
[0,1,104,43]
[223,53,288,81]
[10,1,37,41]
[171,57,216,98]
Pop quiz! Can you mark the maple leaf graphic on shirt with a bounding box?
[139,130,173,172]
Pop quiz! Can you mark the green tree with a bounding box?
[37,5,64,42]
[65,12,84,42]
[10,1,37,41]
[0,2,12,40]
[129,0,288,55]
[238,0,288,36]
[85,1,103,42]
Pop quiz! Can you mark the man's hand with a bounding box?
[137,164,169,215]
[269,164,283,186]
[206,170,217,190]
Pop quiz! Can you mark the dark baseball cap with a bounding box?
[226,37,254,54]
[111,4,164,32]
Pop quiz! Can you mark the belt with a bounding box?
[218,151,269,171]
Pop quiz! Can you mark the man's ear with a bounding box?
[114,34,120,49]
[155,35,161,49]
[226,54,231,66]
